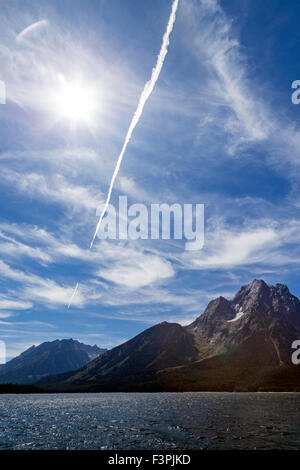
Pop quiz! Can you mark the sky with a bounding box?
[1,0,300,359]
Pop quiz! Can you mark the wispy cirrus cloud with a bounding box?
[177,0,300,177]
[181,219,300,271]
[179,0,271,153]
[2,169,103,211]
[99,253,175,288]
[0,298,32,311]
[0,259,85,307]
[0,230,52,264]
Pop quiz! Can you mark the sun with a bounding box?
[53,77,96,124]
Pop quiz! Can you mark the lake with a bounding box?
[0,392,300,450]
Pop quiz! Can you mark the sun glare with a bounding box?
[54,79,96,123]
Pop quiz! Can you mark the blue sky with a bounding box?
[1,0,300,359]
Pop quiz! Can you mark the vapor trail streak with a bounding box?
[68,0,179,308]
[90,0,179,249]
[67,282,78,309]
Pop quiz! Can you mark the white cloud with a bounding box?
[118,176,153,203]
[193,227,277,269]
[181,220,300,270]
[25,280,85,307]
[99,254,175,288]
[180,0,272,152]
[0,230,52,263]
[0,259,84,307]
[2,169,103,211]
[0,298,32,311]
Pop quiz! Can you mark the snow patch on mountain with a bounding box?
[227,308,245,323]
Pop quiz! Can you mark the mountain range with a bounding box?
[0,339,106,384]
[37,279,300,392]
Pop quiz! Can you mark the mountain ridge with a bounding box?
[34,279,300,391]
[0,338,107,384]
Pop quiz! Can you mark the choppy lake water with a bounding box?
[1,392,300,450]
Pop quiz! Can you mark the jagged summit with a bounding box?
[190,279,300,327]
[234,278,269,298]
[184,279,300,365]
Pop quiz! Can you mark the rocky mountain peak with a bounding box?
[0,339,107,385]
[187,279,300,347]
[233,278,269,303]
[275,283,290,295]
[226,279,300,323]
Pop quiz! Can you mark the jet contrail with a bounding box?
[68,0,179,308]
[90,0,179,249]
[67,282,79,309]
